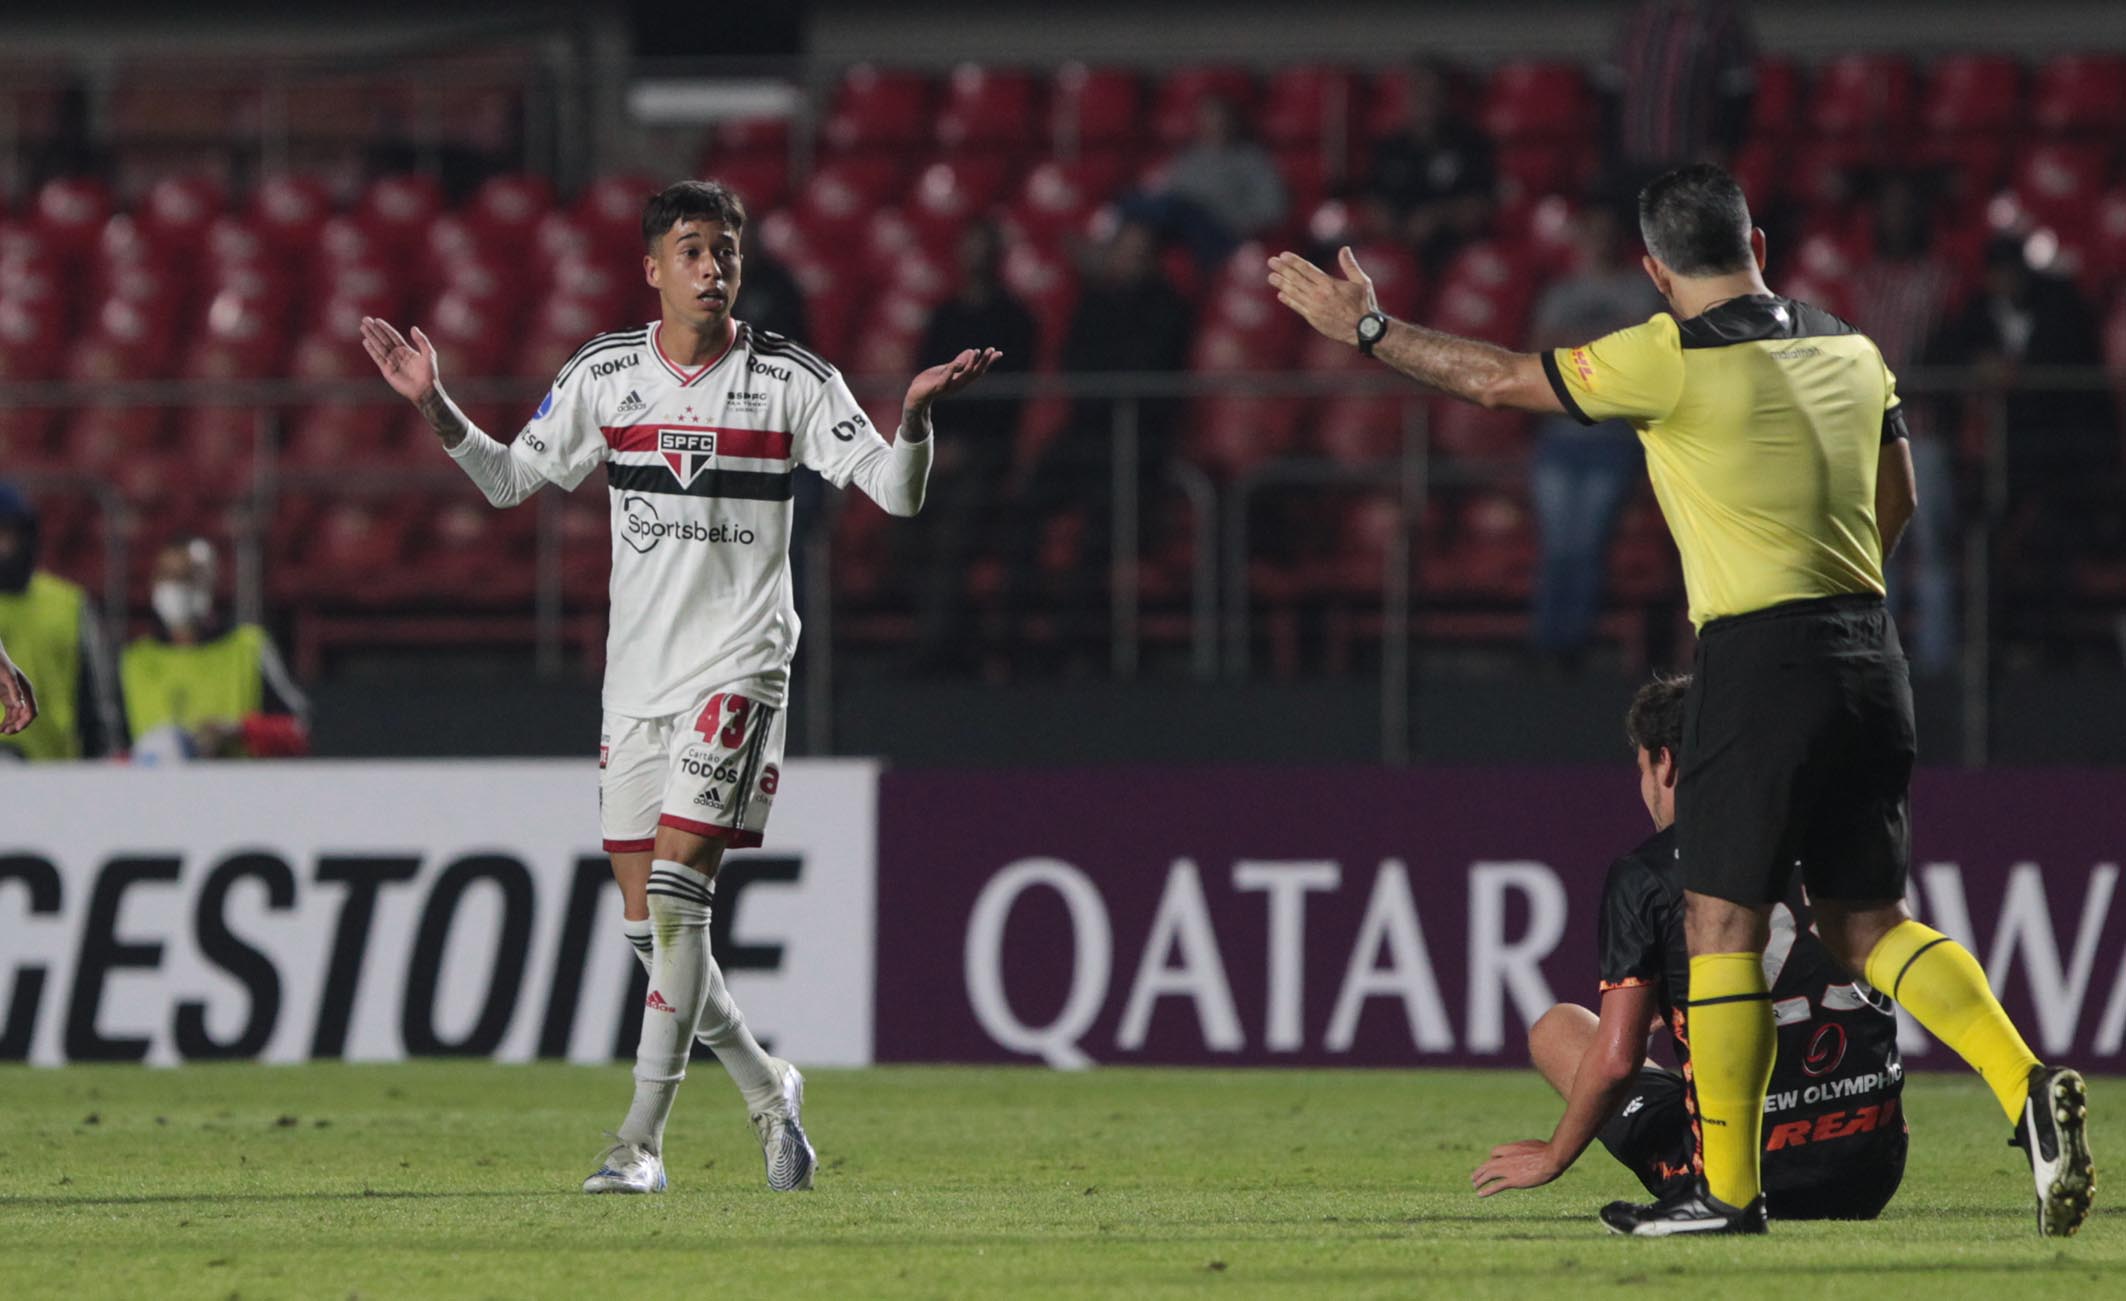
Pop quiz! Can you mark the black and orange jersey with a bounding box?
[1596,826,1906,1182]
[1543,295,1909,628]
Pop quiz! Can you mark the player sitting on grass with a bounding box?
[362,179,1000,1195]
[1471,674,1907,1221]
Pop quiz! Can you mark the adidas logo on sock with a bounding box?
[645,990,675,1013]
[617,390,645,413]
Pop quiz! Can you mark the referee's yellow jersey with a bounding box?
[1540,294,1909,628]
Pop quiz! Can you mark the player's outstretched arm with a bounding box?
[0,635,36,736]
[358,315,546,508]
[1267,248,1564,414]
[1470,981,1657,1198]
[359,316,469,447]
[901,347,1002,442]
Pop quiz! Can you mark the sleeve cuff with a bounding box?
[1541,350,1595,426]
[1882,403,1910,445]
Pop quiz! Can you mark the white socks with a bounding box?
[698,956,787,1116]
[617,860,713,1153]
[621,916,653,974]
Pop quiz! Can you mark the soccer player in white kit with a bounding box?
[360,180,1000,1194]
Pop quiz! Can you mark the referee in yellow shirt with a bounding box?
[1269,163,2093,1238]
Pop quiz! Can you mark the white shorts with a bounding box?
[599,689,786,853]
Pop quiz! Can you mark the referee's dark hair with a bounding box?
[1638,164,1754,277]
[1626,672,1691,762]
[642,179,747,250]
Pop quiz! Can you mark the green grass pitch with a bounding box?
[0,1063,2113,1298]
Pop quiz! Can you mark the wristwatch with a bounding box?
[1356,311,1389,357]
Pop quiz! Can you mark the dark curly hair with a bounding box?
[641,179,747,251]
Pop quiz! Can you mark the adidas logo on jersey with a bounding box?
[645,990,676,1014]
[694,786,725,809]
[617,390,646,414]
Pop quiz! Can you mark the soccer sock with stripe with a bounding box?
[617,860,714,1155]
[697,958,787,1116]
[1687,952,1776,1209]
[622,916,653,976]
[1864,919,2041,1122]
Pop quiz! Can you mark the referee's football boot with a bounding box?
[582,1136,668,1194]
[1600,1178,1768,1237]
[2014,1063,2094,1237]
[751,1058,817,1192]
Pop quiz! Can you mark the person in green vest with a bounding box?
[0,483,122,762]
[122,536,310,760]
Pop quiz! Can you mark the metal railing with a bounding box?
[1,368,2118,764]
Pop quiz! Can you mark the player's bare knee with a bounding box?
[1684,890,1770,955]
[1812,899,1910,971]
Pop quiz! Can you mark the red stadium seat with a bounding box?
[823,64,933,151]
[2031,55,2126,135]
[467,173,555,239]
[2013,142,2112,230]
[1480,61,1591,143]
[93,217,187,313]
[935,64,1042,150]
[1430,398,1530,465]
[139,174,225,252]
[418,288,510,378]
[172,406,262,502]
[250,174,332,255]
[907,155,1016,245]
[1259,65,1360,148]
[409,499,538,607]
[702,152,790,214]
[1344,240,1422,318]
[1050,64,1142,150]
[1921,54,2022,136]
[1747,57,1805,142]
[1187,325,1300,479]
[713,115,791,156]
[0,297,63,382]
[183,287,286,380]
[358,173,446,250]
[797,157,907,242]
[848,296,933,377]
[31,176,111,259]
[1423,491,1535,600]
[1008,157,1107,245]
[1430,241,1533,346]
[1809,54,1916,144]
[1312,396,1405,465]
[575,172,663,251]
[1151,66,1257,146]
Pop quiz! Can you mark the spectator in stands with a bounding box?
[1363,62,1497,272]
[1929,235,2119,661]
[907,222,1038,673]
[1526,204,1664,668]
[1126,96,1287,268]
[0,483,121,761]
[736,248,809,344]
[1850,172,1958,675]
[1004,220,1192,669]
[121,536,310,761]
[1599,0,1756,179]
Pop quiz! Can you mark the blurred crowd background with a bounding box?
[2,0,2123,766]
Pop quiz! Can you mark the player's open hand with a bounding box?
[0,659,35,735]
[360,316,441,404]
[905,347,1002,414]
[1470,1139,1564,1197]
[1267,247,1378,345]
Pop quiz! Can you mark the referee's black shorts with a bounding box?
[1677,593,1916,907]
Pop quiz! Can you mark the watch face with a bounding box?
[1359,314,1385,341]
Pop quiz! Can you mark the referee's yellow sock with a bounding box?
[1688,952,1775,1209]
[1865,920,2041,1122]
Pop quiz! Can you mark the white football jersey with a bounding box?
[508,318,892,717]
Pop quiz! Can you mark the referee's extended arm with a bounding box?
[1876,437,1917,558]
[1268,248,1567,414]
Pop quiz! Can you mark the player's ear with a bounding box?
[1658,746,1679,790]
[1749,227,1768,273]
[644,247,661,289]
[1641,254,1670,302]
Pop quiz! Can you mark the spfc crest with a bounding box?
[658,429,716,487]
